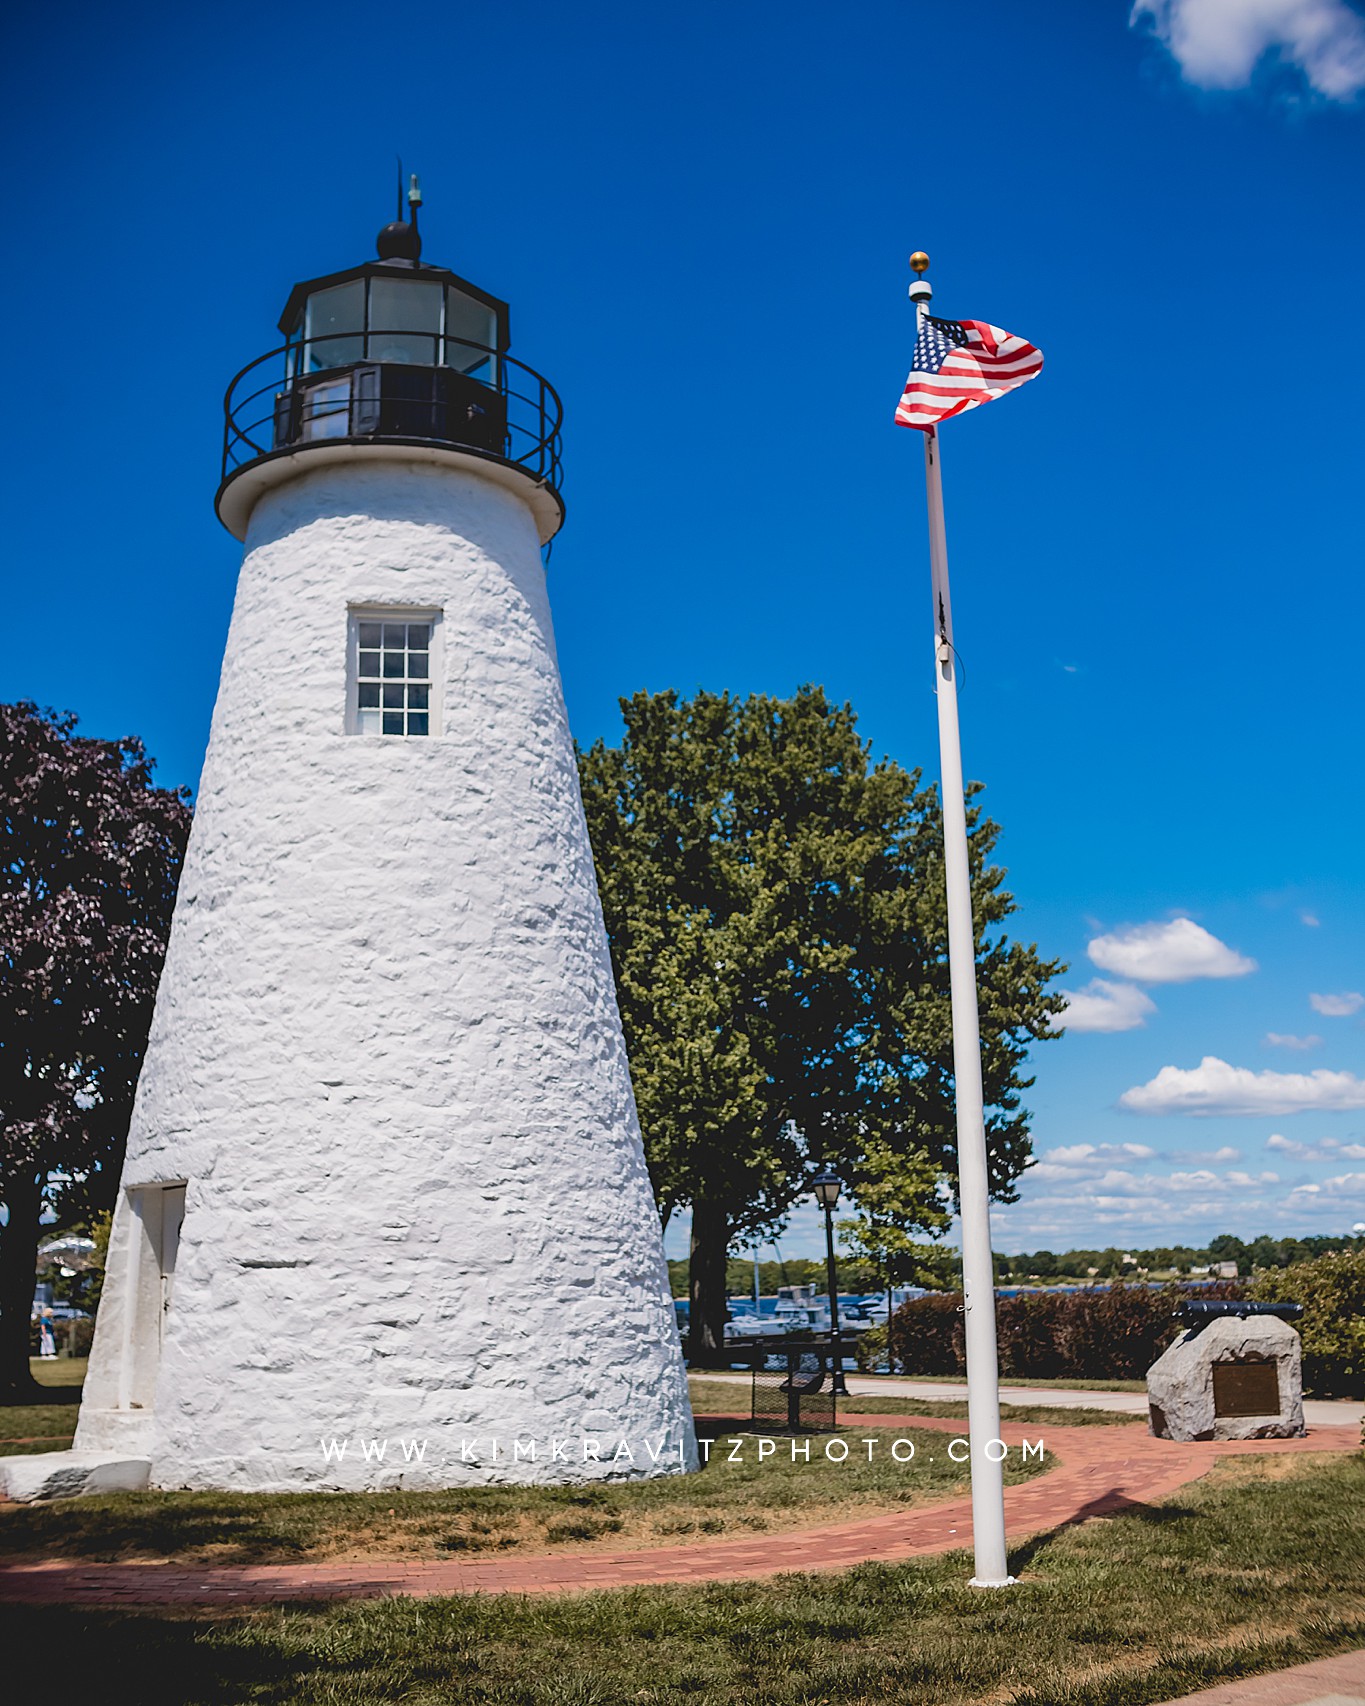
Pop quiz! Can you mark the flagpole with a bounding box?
[909,252,1013,1589]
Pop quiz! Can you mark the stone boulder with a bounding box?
[1147,1314,1305,1441]
[0,1450,150,1503]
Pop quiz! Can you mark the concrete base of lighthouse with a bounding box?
[74,449,696,1490]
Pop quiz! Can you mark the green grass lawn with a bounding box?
[0,1371,1117,1565]
[868,1372,1149,1392]
[2,1453,1361,1705]
[710,1370,1148,1391]
[0,1365,1140,1463]
[0,1357,1132,1480]
[688,1377,1141,1428]
[29,1356,89,1388]
[0,1358,87,1456]
[0,1417,1048,1566]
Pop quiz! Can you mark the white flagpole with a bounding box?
[909,252,1013,1589]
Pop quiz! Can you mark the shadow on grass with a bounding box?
[2,1385,82,1408]
[692,1416,752,1436]
[1008,1491,1204,1576]
[0,1605,324,1706]
[4,1455,1365,1706]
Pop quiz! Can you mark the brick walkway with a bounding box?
[0,1414,1356,1606]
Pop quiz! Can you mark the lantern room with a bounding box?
[282,256,506,374]
[216,178,563,543]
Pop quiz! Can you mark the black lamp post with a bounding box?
[811,1170,849,1396]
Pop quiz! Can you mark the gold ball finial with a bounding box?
[909,251,931,275]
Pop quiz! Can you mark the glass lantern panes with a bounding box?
[355,619,433,736]
[290,273,503,385]
[444,288,498,381]
[303,280,365,372]
[368,278,443,366]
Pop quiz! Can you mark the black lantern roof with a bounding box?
[278,172,510,347]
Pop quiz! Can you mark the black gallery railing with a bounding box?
[220,330,563,495]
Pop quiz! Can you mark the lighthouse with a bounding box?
[72,185,697,1491]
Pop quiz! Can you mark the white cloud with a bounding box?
[1120,1055,1365,1116]
[1035,1165,1242,1198]
[994,1132,1365,1243]
[1285,1171,1365,1202]
[1310,991,1364,1016]
[1131,0,1365,99]
[1150,1167,1279,1190]
[1265,1032,1323,1050]
[1266,1132,1365,1160]
[1163,1169,1219,1190]
[993,1159,1287,1243]
[1169,1144,1242,1162]
[1087,918,1256,984]
[1050,978,1157,1033]
[1301,911,1321,927]
[1032,1142,1158,1174]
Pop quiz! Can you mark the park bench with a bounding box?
[750,1339,837,1432]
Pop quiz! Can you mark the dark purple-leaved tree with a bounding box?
[0,703,191,1398]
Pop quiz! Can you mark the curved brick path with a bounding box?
[0,1414,1356,1606]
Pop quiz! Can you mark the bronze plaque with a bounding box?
[1213,1361,1280,1418]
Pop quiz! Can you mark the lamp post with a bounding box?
[811,1170,849,1396]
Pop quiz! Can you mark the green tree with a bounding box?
[722,1252,883,1296]
[0,703,190,1397]
[1208,1233,1248,1270]
[577,686,1063,1363]
[836,1136,952,1295]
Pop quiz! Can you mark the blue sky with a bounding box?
[3,1,1363,1259]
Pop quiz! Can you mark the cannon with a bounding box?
[1174,1300,1304,1332]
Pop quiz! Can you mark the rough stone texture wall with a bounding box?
[75,457,697,1490]
[1146,1315,1305,1442]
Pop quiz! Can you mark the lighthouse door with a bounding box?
[158,1185,186,1347]
[118,1182,187,1410]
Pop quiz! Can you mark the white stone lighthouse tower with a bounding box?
[74,188,696,1491]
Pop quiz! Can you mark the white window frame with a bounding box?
[345,605,444,737]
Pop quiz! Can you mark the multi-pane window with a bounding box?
[354,618,434,736]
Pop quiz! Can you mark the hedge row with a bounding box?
[886,1282,1246,1382]
[1251,1249,1365,1398]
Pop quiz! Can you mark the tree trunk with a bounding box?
[0,1168,44,1399]
[688,1200,730,1368]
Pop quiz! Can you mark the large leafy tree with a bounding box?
[0,704,191,1397]
[578,686,1063,1363]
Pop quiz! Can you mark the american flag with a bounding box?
[895,316,1042,432]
